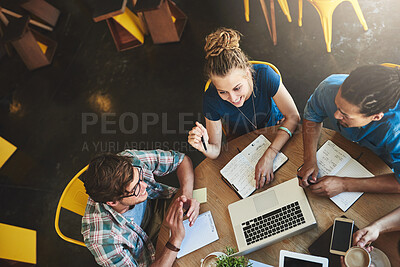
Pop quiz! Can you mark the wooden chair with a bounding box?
[243,0,293,45]
[54,166,89,247]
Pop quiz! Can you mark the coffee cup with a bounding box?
[344,246,371,267]
[200,252,226,267]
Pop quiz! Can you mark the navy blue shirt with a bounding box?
[203,64,283,136]
[304,74,400,183]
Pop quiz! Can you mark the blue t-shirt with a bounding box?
[203,64,283,136]
[304,74,400,183]
[122,199,147,227]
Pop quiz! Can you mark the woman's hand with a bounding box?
[353,224,381,248]
[188,122,208,153]
[254,148,276,189]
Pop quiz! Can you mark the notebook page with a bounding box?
[220,135,288,198]
[330,158,373,212]
[177,211,219,258]
[241,135,288,170]
[220,153,256,198]
[316,140,352,177]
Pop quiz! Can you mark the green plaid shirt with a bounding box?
[81,149,184,266]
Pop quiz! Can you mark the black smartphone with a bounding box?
[330,217,354,255]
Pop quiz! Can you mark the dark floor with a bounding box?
[0,0,399,266]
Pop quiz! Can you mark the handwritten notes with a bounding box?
[316,140,373,212]
[220,135,288,198]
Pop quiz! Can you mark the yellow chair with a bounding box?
[298,0,368,52]
[204,60,281,92]
[0,136,17,168]
[381,63,400,69]
[244,0,292,23]
[0,223,36,264]
[54,165,89,247]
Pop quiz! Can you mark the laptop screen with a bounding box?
[284,257,323,267]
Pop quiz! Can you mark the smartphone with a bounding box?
[330,217,354,255]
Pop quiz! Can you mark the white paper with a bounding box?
[316,140,351,177]
[316,141,373,212]
[177,211,219,258]
[220,135,288,198]
[248,259,273,267]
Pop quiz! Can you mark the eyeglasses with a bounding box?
[120,166,143,199]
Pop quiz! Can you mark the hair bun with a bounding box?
[204,28,241,59]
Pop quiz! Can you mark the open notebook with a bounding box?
[220,135,288,198]
[316,140,373,211]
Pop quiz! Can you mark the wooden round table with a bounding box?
[156,126,400,266]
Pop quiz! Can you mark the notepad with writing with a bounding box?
[177,211,219,258]
[220,135,288,199]
[316,140,373,212]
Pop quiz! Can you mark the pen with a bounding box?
[297,164,317,184]
[201,136,208,152]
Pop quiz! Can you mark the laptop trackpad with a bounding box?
[253,190,278,213]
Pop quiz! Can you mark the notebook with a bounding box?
[316,140,373,211]
[220,135,288,198]
[228,178,317,256]
[177,211,219,258]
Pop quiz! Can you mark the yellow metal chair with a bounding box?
[298,0,368,52]
[381,63,400,69]
[0,136,17,168]
[54,165,89,247]
[204,60,281,92]
[204,60,281,137]
[0,223,36,264]
[244,0,292,23]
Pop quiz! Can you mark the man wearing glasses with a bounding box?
[81,149,200,266]
[298,65,400,197]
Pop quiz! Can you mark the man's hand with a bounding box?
[297,160,319,187]
[309,176,347,197]
[353,225,380,248]
[166,198,185,246]
[255,152,275,189]
[180,195,200,227]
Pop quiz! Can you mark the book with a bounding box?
[220,135,288,199]
[177,211,219,258]
[316,140,373,212]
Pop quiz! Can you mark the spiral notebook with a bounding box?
[220,135,288,198]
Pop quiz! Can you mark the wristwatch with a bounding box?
[165,241,180,252]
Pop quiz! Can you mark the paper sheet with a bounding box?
[248,259,274,267]
[220,135,288,198]
[177,211,219,258]
[316,141,373,212]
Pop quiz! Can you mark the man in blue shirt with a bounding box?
[298,65,400,197]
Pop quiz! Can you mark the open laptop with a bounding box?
[228,178,317,255]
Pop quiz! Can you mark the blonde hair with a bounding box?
[204,28,253,78]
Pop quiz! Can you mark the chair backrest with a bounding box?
[204,60,281,92]
[381,63,400,69]
[54,165,89,247]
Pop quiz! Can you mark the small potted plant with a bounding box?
[201,247,252,267]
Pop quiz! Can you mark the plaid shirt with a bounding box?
[81,149,184,266]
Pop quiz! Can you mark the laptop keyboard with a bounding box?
[241,201,305,245]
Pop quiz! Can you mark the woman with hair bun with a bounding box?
[188,28,300,188]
